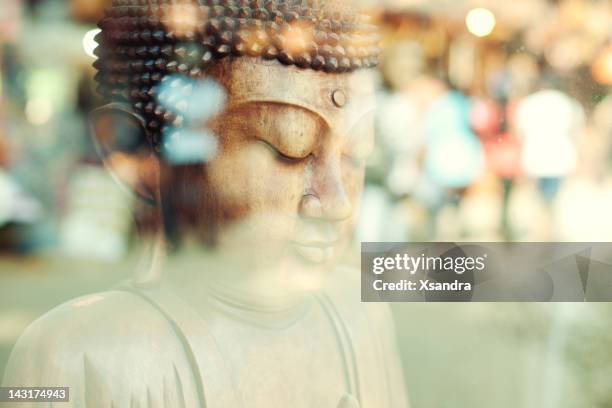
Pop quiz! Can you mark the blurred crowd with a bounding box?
[358,0,612,244]
[0,0,612,257]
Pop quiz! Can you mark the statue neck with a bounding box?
[147,240,314,327]
[196,277,313,328]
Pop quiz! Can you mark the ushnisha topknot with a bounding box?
[93,0,381,148]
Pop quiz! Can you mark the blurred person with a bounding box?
[514,86,585,203]
[483,131,522,239]
[0,167,44,247]
[494,52,540,102]
[554,96,612,241]
[424,90,485,191]
[377,86,421,197]
[1,1,409,407]
[355,40,432,243]
[0,118,43,251]
[356,78,420,243]
[58,68,135,261]
[470,97,503,141]
[471,98,523,239]
[422,88,485,239]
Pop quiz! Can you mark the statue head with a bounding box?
[91,0,380,291]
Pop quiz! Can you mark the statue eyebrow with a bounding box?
[227,99,333,130]
[225,104,319,158]
[224,99,376,144]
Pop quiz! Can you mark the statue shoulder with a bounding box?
[2,290,201,407]
[5,290,176,361]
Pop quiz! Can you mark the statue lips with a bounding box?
[291,239,339,264]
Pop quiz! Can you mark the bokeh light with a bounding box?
[162,129,219,165]
[592,46,612,85]
[162,3,200,38]
[25,97,53,126]
[82,28,101,59]
[157,75,227,125]
[466,8,497,38]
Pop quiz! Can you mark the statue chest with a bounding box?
[127,288,397,408]
[199,300,361,407]
[167,294,393,407]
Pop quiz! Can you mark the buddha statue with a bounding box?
[2,1,409,407]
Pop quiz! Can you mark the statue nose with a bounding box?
[300,159,353,222]
[299,189,352,222]
[337,394,360,408]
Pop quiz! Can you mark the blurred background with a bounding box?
[1,0,612,407]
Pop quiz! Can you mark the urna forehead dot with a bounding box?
[332,89,347,108]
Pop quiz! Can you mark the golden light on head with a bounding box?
[163,3,202,39]
[283,23,314,56]
[237,26,269,56]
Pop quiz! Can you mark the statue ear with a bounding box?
[90,103,160,206]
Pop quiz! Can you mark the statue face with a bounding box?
[184,58,375,290]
